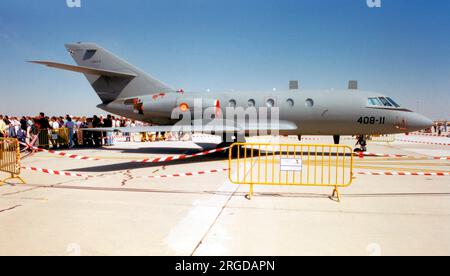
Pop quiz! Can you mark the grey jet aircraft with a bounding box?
[30,42,433,148]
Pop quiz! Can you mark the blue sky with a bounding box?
[0,0,449,119]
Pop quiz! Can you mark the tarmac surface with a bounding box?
[0,135,449,256]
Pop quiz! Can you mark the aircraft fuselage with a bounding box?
[100,89,432,136]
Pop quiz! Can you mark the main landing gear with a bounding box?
[217,132,246,149]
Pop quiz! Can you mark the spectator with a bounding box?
[20,116,28,132]
[0,115,7,138]
[65,116,75,148]
[92,115,102,147]
[50,117,59,129]
[103,115,113,146]
[38,112,51,130]
[9,117,19,138]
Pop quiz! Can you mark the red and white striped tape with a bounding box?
[360,152,407,158]
[21,141,229,163]
[21,166,93,178]
[356,171,450,176]
[396,139,450,146]
[132,147,229,163]
[20,142,100,161]
[135,168,229,179]
[359,152,450,160]
[409,132,449,138]
[21,166,228,179]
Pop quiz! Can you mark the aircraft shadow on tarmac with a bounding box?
[67,148,357,173]
[68,151,229,173]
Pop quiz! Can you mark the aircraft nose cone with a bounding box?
[410,113,433,132]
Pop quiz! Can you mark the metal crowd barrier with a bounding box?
[39,128,70,149]
[228,143,354,202]
[38,129,50,149]
[51,128,70,148]
[0,138,26,186]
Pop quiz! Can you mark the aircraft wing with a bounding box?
[82,120,298,133]
[28,61,137,78]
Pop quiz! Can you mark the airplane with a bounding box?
[29,42,433,149]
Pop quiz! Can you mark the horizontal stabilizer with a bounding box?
[28,61,137,78]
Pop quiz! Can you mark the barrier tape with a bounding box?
[20,142,100,161]
[20,141,229,163]
[132,147,229,163]
[409,133,449,138]
[356,171,450,176]
[21,166,93,178]
[358,152,450,160]
[134,168,229,179]
[396,139,450,146]
[20,166,229,179]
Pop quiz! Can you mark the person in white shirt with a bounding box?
[52,118,59,129]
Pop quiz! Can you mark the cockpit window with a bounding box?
[368,97,402,108]
[368,98,383,106]
[379,97,393,107]
[386,97,401,108]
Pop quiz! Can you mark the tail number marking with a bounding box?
[358,116,386,125]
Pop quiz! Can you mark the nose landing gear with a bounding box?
[333,135,340,145]
[354,135,368,153]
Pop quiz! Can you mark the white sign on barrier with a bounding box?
[280,158,303,172]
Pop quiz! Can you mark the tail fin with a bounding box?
[64,42,174,103]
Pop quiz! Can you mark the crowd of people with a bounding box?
[0,112,147,148]
[431,122,449,136]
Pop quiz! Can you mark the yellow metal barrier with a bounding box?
[51,128,70,148]
[368,134,396,143]
[228,143,354,201]
[39,128,70,148]
[0,138,25,186]
[38,129,50,149]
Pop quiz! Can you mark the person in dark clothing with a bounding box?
[92,115,101,128]
[20,117,28,132]
[102,115,113,146]
[103,115,113,127]
[3,116,10,126]
[92,115,102,147]
[37,112,51,130]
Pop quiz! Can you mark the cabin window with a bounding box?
[248,99,256,107]
[305,98,314,108]
[286,99,294,107]
[266,99,275,108]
